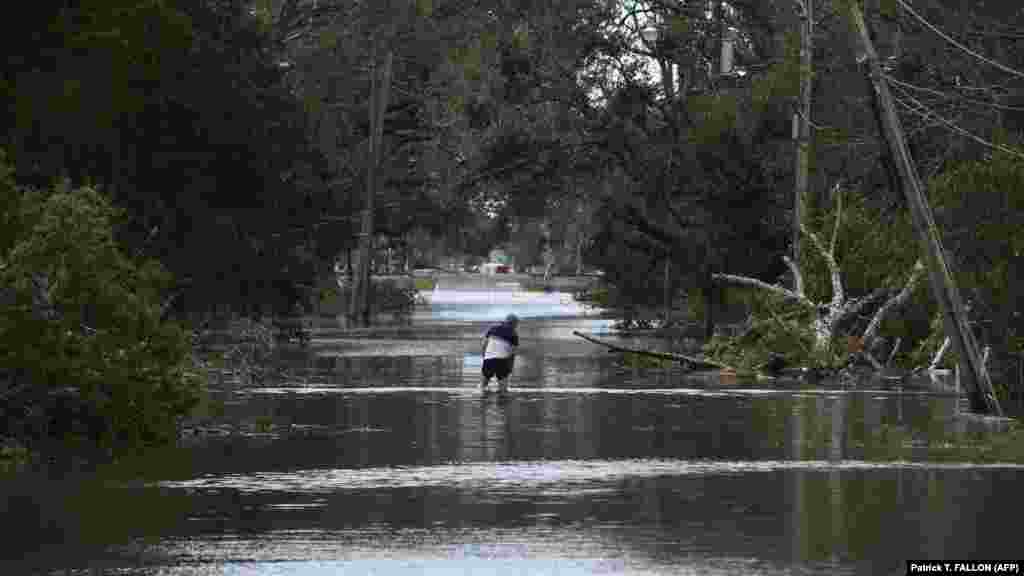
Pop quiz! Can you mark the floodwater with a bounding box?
[4,274,1023,575]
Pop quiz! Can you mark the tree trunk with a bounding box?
[703,255,714,340]
[351,38,393,325]
[793,0,813,271]
[663,259,671,329]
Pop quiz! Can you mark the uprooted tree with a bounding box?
[708,185,927,371]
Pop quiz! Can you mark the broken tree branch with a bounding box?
[864,350,885,371]
[712,273,815,310]
[572,330,732,371]
[841,286,891,321]
[781,255,804,298]
[830,181,844,256]
[800,222,844,309]
[930,337,951,370]
[886,336,902,367]
[861,259,925,348]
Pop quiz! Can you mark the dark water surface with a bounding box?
[4,276,1023,575]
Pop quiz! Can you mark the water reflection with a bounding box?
[4,280,1022,576]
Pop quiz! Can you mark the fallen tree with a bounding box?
[709,185,927,370]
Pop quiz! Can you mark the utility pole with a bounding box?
[663,259,672,330]
[792,0,813,270]
[351,35,394,325]
[849,5,1002,415]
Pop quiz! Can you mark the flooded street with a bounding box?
[4,274,1023,575]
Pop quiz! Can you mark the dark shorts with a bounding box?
[482,357,513,380]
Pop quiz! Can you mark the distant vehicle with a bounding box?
[412,267,442,277]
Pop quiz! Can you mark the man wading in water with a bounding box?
[481,314,519,394]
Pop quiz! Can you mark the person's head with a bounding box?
[505,313,519,328]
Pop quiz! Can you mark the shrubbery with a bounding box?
[0,152,201,456]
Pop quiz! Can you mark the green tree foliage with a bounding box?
[799,189,919,305]
[3,1,330,321]
[908,152,1024,385]
[1,153,200,453]
[930,152,1024,347]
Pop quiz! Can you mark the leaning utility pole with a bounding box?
[351,36,394,325]
[849,5,1002,415]
[792,0,813,270]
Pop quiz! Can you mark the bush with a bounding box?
[0,152,201,454]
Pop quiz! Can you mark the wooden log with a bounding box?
[571,330,732,371]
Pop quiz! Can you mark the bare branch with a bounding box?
[781,255,804,298]
[886,337,902,367]
[829,181,843,256]
[863,350,885,371]
[712,273,815,310]
[800,222,843,308]
[861,260,925,347]
[838,286,891,322]
[930,337,951,370]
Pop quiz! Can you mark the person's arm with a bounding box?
[508,333,518,368]
[481,334,489,358]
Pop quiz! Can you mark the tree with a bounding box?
[3,0,331,322]
[712,185,925,367]
[1,152,201,452]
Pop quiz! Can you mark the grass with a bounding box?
[414,278,436,291]
[862,420,1024,463]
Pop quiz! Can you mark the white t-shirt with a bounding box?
[484,336,515,359]
[483,323,518,359]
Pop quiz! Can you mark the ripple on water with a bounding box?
[243,385,963,398]
[106,532,814,576]
[155,457,1024,495]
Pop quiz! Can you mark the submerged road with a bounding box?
[3,274,1022,575]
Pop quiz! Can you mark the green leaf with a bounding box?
[303,93,323,116]
[319,29,339,51]
[415,0,433,18]
[879,0,898,18]
[669,16,689,37]
[447,94,464,114]
[480,31,498,52]
[512,25,531,51]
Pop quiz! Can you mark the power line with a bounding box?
[897,0,1024,81]
[893,87,1024,160]
[890,83,1024,161]
[882,74,1024,112]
